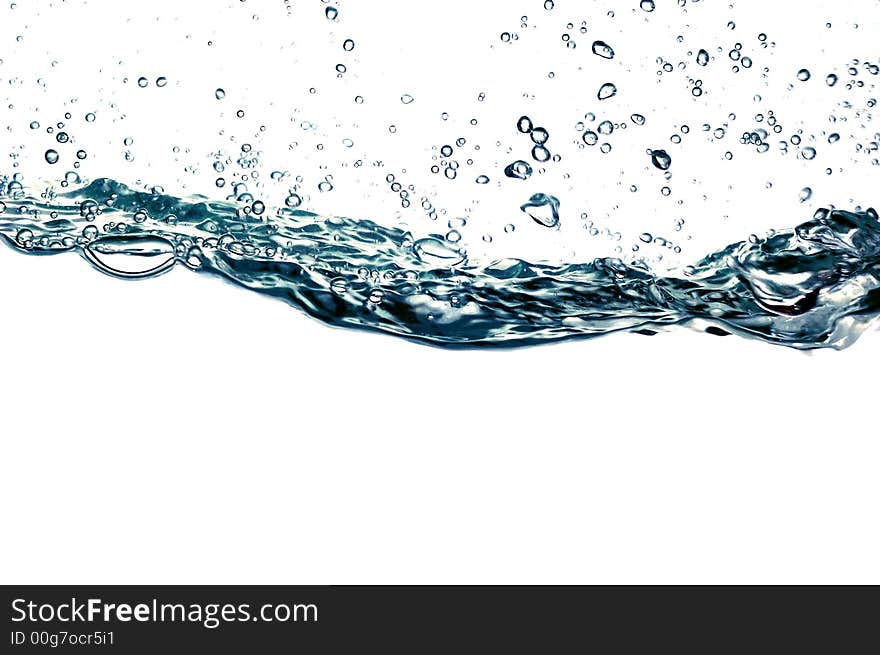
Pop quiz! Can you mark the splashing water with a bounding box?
[1,0,879,349]
[2,178,879,348]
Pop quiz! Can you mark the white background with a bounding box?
[1,0,879,584]
[2,247,879,584]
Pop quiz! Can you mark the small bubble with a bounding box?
[530,127,550,145]
[520,193,560,228]
[401,94,414,104]
[650,149,672,170]
[16,228,34,247]
[475,175,490,184]
[504,160,533,180]
[640,0,655,12]
[801,146,817,160]
[342,38,355,52]
[697,49,710,66]
[825,73,838,87]
[285,193,302,208]
[55,131,69,143]
[137,76,148,88]
[325,6,338,20]
[76,149,87,160]
[597,82,617,100]
[631,114,646,126]
[532,145,551,162]
[215,88,226,99]
[156,76,167,87]
[517,115,533,133]
[797,69,811,81]
[85,112,96,122]
[44,149,59,164]
[591,40,615,59]
[799,187,813,202]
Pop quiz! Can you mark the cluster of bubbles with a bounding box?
[2,0,879,288]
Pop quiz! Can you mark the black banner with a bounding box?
[1,586,876,652]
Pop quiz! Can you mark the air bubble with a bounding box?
[650,149,672,170]
[591,40,615,59]
[520,193,560,228]
[517,115,533,133]
[597,82,617,100]
[504,160,533,180]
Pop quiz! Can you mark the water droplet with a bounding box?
[591,40,615,59]
[582,130,599,146]
[532,145,551,162]
[799,187,813,202]
[530,127,550,145]
[401,94,414,104]
[15,228,34,247]
[85,112,96,122]
[517,115,533,133]
[325,6,338,20]
[413,237,466,267]
[475,175,490,184]
[137,76,148,88]
[44,149,59,164]
[520,193,561,228]
[84,234,176,279]
[640,0,655,12]
[801,146,817,160]
[504,160,533,180]
[650,149,672,170]
[631,114,646,126]
[285,193,302,208]
[215,88,225,100]
[797,68,811,81]
[342,38,355,52]
[825,73,838,87]
[156,76,167,87]
[697,49,710,66]
[597,82,617,100]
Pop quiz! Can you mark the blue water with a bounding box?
[2,178,878,348]
[2,1,879,348]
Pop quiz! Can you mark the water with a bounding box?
[2,178,879,348]
[1,0,879,349]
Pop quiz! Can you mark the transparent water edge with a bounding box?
[2,178,879,350]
